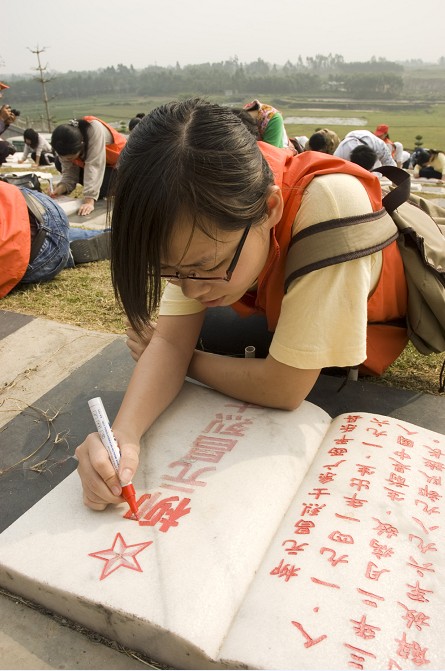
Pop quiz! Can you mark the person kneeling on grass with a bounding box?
[0,181,111,298]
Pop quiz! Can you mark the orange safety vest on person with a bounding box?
[73,116,126,168]
[231,143,408,376]
[0,182,31,298]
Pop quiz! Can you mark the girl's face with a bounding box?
[161,187,283,308]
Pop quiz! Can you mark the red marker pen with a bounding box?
[88,397,139,518]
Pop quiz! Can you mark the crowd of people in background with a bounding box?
[0,83,444,303]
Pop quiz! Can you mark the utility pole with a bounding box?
[28,45,55,132]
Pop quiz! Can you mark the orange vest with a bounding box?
[73,116,126,168]
[0,182,31,298]
[231,143,408,376]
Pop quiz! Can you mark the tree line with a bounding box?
[7,55,445,102]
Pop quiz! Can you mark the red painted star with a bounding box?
[89,532,153,580]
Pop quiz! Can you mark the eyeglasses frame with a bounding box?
[160,222,252,282]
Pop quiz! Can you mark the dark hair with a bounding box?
[51,119,90,157]
[229,107,260,139]
[23,128,39,149]
[128,117,141,131]
[307,132,328,152]
[110,98,274,332]
[349,145,378,171]
[412,148,430,166]
[135,112,145,119]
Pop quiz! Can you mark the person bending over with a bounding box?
[75,99,409,512]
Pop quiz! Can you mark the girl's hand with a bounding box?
[126,320,157,362]
[77,197,95,216]
[75,430,140,511]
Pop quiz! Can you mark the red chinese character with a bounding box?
[350,478,370,491]
[412,517,439,535]
[161,461,215,493]
[224,401,257,413]
[351,614,381,639]
[406,580,433,603]
[301,502,325,516]
[423,458,444,472]
[282,540,308,555]
[409,534,438,554]
[398,602,431,631]
[395,632,430,665]
[389,457,411,473]
[373,518,399,538]
[328,530,354,544]
[370,539,394,560]
[345,415,363,423]
[294,519,315,535]
[407,556,435,578]
[426,446,445,459]
[370,417,390,428]
[394,448,411,461]
[333,436,353,445]
[320,547,349,566]
[318,472,336,484]
[270,559,299,582]
[202,413,252,436]
[308,487,330,499]
[329,446,349,455]
[355,464,375,476]
[419,471,442,486]
[384,487,406,502]
[357,588,384,608]
[418,484,441,502]
[184,435,237,462]
[386,472,408,488]
[292,621,327,648]
[344,493,368,508]
[365,561,390,580]
[323,460,347,471]
[138,496,191,532]
[340,423,358,433]
[415,499,440,515]
[397,436,414,447]
[366,427,387,437]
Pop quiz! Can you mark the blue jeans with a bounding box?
[20,188,106,284]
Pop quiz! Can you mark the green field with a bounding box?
[15,94,445,151]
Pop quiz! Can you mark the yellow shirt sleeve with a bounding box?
[159,281,206,316]
[269,173,382,370]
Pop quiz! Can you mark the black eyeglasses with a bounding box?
[160,223,251,282]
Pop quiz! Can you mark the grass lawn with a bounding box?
[2,259,444,397]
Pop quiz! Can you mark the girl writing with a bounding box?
[76,98,408,510]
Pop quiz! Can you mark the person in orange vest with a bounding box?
[50,117,126,216]
[0,181,111,299]
[74,99,410,512]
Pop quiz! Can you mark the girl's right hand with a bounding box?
[75,430,140,511]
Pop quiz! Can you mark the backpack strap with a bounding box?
[374,165,411,214]
[285,208,398,292]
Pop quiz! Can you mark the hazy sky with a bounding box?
[2,0,445,76]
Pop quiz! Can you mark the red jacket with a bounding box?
[73,116,126,168]
[0,182,30,298]
[231,143,408,375]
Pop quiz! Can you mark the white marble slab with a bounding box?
[0,382,443,669]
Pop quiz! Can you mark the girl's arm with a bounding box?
[82,121,108,201]
[188,350,320,411]
[75,311,205,509]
